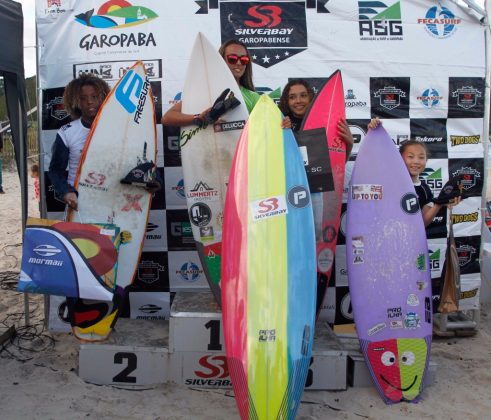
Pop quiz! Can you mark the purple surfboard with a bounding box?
[346,125,432,404]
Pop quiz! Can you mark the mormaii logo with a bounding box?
[75,1,157,28]
[358,1,403,41]
[220,2,308,68]
[418,6,461,38]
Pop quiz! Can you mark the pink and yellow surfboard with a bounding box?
[221,95,316,419]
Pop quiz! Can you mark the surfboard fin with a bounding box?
[201,88,241,127]
[120,161,161,191]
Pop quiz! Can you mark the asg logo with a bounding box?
[429,249,441,272]
[358,1,403,40]
[401,193,420,215]
[418,6,461,38]
[418,88,443,109]
[374,86,406,110]
[287,186,310,208]
[220,2,308,68]
[420,167,443,195]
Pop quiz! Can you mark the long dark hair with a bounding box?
[218,39,255,91]
[278,79,315,116]
[63,73,110,120]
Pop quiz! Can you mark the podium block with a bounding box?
[79,318,169,386]
[169,291,224,352]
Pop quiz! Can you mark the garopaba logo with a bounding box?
[358,1,403,41]
[76,1,157,51]
[219,1,308,68]
[418,88,443,109]
[420,167,443,195]
[75,1,157,28]
[418,6,461,38]
[344,89,367,108]
[115,69,150,124]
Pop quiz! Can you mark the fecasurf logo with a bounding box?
[358,1,403,41]
[76,1,158,51]
[177,261,203,282]
[418,88,443,109]
[219,1,308,68]
[418,6,461,38]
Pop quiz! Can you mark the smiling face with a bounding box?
[287,84,311,118]
[224,43,249,83]
[78,84,103,125]
[401,144,427,182]
[366,338,428,403]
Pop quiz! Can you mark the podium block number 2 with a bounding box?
[113,352,138,383]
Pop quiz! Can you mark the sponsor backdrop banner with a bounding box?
[37,0,486,329]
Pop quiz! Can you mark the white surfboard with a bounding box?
[180,32,249,305]
[71,61,156,291]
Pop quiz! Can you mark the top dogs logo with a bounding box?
[219,2,308,68]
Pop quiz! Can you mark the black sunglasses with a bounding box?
[226,54,250,65]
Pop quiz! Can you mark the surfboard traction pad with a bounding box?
[360,335,432,404]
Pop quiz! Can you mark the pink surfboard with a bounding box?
[297,70,346,315]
